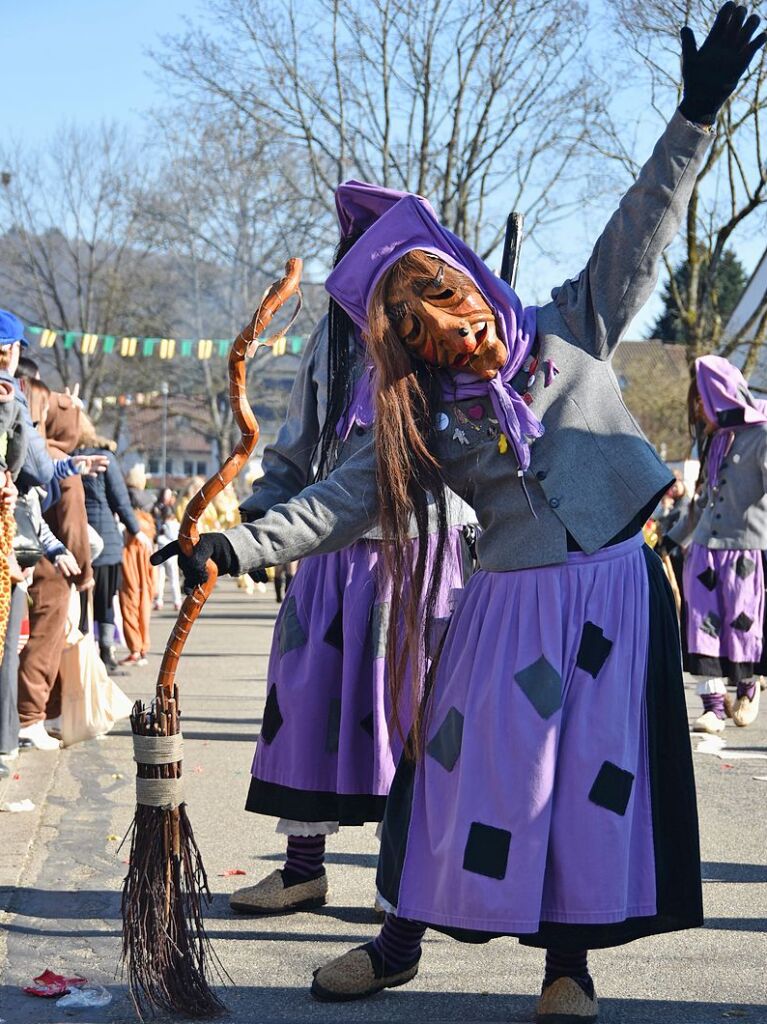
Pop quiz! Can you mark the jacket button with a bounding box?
[536,470,547,481]
[719,496,724,502]
[715,513,721,520]
[712,530,718,536]
[355,426,366,436]
[549,497,560,509]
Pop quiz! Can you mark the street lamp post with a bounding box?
[161,381,169,488]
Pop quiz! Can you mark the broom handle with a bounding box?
[157,258,303,696]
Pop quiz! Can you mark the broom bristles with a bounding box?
[121,696,227,1019]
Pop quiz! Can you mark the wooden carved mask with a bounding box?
[384,252,507,380]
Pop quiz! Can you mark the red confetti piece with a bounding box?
[721,763,734,770]
[192,765,204,774]
[23,969,87,997]
[12,772,20,781]
[218,869,246,877]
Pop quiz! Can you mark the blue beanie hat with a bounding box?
[0,309,29,347]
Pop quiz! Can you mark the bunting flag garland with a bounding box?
[24,325,307,360]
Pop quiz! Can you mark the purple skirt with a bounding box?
[378,536,702,949]
[683,542,765,682]
[246,528,466,824]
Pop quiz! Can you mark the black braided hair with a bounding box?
[313,232,363,482]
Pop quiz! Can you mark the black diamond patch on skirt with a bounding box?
[589,761,635,816]
[701,612,722,638]
[514,656,562,720]
[326,698,342,754]
[735,555,757,580]
[261,685,284,744]
[279,595,307,655]
[731,611,754,632]
[576,622,614,678]
[323,607,344,651]
[360,711,375,737]
[462,821,511,880]
[696,567,718,591]
[426,706,464,772]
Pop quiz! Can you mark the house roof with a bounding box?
[723,245,767,342]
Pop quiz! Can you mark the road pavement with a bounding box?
[0,580,765,1024]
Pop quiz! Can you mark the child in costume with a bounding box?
[213,200,473,917]
[668,355,767,733]
[157,6,762,1020]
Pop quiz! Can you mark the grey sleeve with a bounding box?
[550,112,713,359]
[16,394,54,485]
[667,494,703,547]
[227,438,378,573]
[241,318,326,519]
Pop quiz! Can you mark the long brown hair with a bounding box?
[365,250,449,758]
[687,373,711,495]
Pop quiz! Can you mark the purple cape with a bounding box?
[696,354,767,487]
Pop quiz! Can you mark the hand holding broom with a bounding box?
[122,258,302,1019]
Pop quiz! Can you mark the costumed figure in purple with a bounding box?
[667,355,766,734]
[155,6,763,1020]
[182,189,473,918]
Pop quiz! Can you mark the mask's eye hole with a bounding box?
[426,288,455,301]
[401,314,421,345]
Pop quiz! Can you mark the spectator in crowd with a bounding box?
[272,561,298,604]
[152,487,182,611]
[119,465,156,666]
[18,388,94,747]
[77,413,149,673]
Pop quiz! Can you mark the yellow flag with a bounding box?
[121,336,138,357]
[81,333,99,355]
[40,329,57,348]
[159,338,176,359]
[271,335,287,357]
[197,339,213,359]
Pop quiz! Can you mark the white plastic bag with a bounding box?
[59,589,133,747]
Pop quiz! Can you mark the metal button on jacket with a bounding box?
[549,497,560,509]
[536,470,548,481]
[355,426,366,436]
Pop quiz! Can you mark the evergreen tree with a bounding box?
[649,249,747,344]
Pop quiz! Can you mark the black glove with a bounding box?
[679,2,766,125]
[151,533,240,594]
[239,504,269,584]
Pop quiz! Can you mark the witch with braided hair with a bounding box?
[156,5,765,1019]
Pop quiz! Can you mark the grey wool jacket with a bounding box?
[668,425,767,551]
[241,317,474,538]
[227,112,713,575]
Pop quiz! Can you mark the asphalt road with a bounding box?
[0,580,765,1024]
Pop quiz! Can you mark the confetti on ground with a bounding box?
[715,750,767,761]
[753,775,767,782]
[0,799,35,813]
[23,969,87,997]
[111,772,123,779]
[11,772,20,781]
[106,834,119,841]
[218,869,246,877]
[192,765,204,773]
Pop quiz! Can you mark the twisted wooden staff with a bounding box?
[122,258,302,1019]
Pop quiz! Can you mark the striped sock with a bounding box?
[544,949,593,999]
[283,835,326,884]
[371,914,425,973]
[702,693,726,719]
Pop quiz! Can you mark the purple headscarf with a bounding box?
[695,355,767,488]
[326,190,542,473]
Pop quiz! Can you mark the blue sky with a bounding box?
[3,1,190,143]
[4,2,765,338]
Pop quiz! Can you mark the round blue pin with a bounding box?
[435,412,449,432]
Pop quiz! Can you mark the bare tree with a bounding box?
[0,124,174,408]
[153,0,598,264]
[139,111,320,458]
[595,0,767,367]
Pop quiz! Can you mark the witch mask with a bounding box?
[384,251,507,380]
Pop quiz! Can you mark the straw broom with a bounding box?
[121,258,303,1018]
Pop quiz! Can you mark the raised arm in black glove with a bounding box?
[151,533,241,595]
[679,2,766,126]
